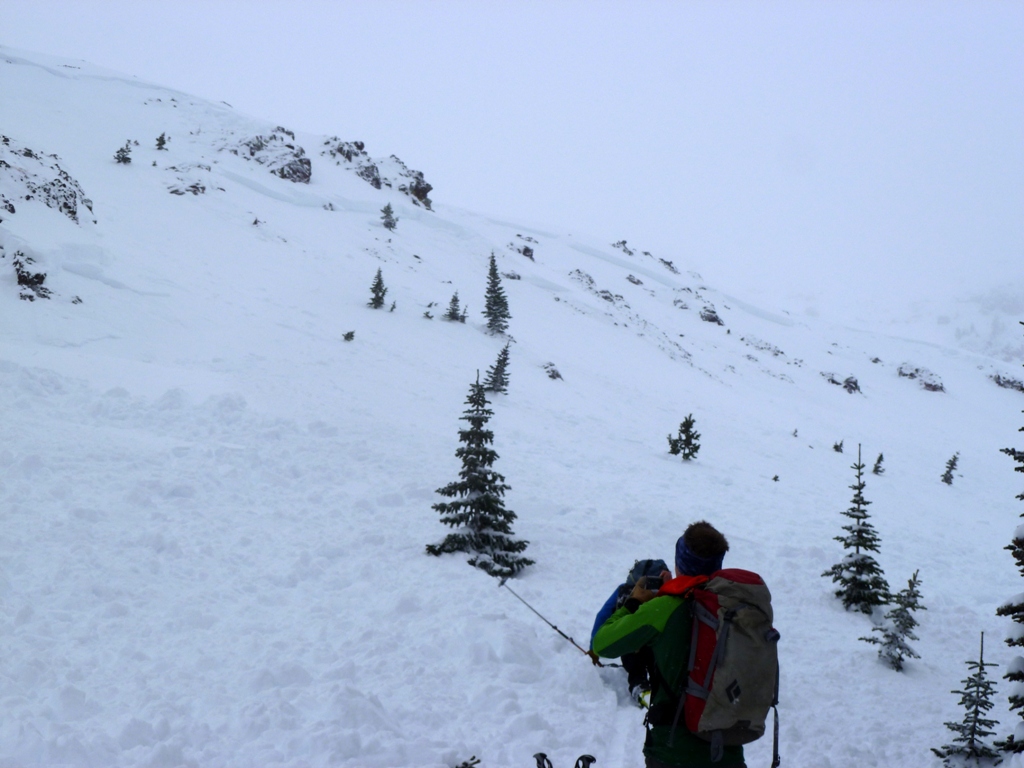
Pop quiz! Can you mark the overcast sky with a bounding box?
[5,1,1022,325]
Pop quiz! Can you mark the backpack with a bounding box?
[616,558,670,608]
[662,569,780,766]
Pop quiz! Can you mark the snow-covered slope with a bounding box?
[1,45,1022,768]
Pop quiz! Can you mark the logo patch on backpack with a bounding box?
[726,680,741,704]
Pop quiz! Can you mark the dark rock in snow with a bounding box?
[992,373,1024,394]
[897,363,945,392]
[0,135,94,224]
[2,246,52,301]
[224,128,311,184]
[321,138,433,209]
[274,158,312,184]
[699,306,724,325]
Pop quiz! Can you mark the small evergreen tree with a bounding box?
[873,453,885,475]
[822,444,891,613]
[367,268,387,309]
[483,342,511,394]
[444,292,466,322]
[943,452,960,485]
[833,440,844,453]
[426,376,532,578]
[861,570,925,671]
[996,325,1024,753]
[482,251,511,335]
[156,133,169,150]
[933,632,1003,766]
[381,203,397,231]
[668,414,701,460]
[114,141,132,164]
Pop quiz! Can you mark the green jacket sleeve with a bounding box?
[591,595,682,659]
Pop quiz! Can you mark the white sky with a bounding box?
[4,0,1022,325]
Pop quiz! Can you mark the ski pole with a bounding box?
[499,578,620,668]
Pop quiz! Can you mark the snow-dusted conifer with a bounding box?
[156,133,169,150]
[996,327,1024,753]
[381,203,397,231]
[943,452,960,485]
[444,292,466,322]
[873,453,885,475]
[822,444,891,613]
[668,414,701,460]
[426,375,532,578]
[367,268,387,309]
[861,570,925,671]
[114,141,132,164]
[482,251,511,335]
[483,342,511,394]
[933,632,1003,766]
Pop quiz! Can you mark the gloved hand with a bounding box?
[629,576,659,603]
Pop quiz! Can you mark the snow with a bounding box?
[1,45,1024,767]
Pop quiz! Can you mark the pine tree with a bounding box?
[873,453,885,475]
[381,203,398,231]
[367,268,387,309]
[861,570,925,671]
[933,632,1003,766]
[668,414,701,460]
[443,292,466,322]
[483,342,511,394]
[114,141,132,164]
[426,376,533,578]
[996,322,1024,753]
[156,132,169,150]
[482,251,511,335]
[822,444,891,613]
[942,452,960,485]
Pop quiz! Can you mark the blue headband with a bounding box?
[675,536,724,576]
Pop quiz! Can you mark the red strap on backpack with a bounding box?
[658,573,709,597]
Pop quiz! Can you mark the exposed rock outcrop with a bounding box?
[321,138,433,209]
[223,127,311,184]
[0,135,95,224]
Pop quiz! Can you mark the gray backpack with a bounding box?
[664,569,781,766]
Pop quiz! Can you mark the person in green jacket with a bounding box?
[592,521,745,768]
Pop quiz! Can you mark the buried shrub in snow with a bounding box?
[113,141,132,164]
[860,570,925,671]
[483,251,511,335]
[425,376,532,579]
[942,453,960,486]
[667,414,701,461]
[996,340,1024,753]
[483,342,511,395]
[380,203,397,231]
[873,453,885,475]
[443,292,467,322]
[932,632,1002,766]
[367,268,387,309]
[822,445,890,613]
